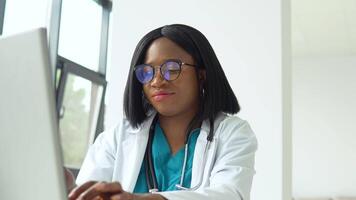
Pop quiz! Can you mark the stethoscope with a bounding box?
[144,114,215,193]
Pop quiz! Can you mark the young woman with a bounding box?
[68,24,257,200]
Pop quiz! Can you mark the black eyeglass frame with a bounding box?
[134,59,197,84]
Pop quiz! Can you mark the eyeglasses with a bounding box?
[134,59,196,84]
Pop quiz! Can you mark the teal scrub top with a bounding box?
[133,123,200,193]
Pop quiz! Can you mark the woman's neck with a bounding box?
[158,109,199,154]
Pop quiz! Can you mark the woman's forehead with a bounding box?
[144,37,194,65]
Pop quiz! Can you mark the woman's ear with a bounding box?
[198,70,206,91]
[198,70,206,83]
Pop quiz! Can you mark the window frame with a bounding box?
[0,0,6,35]
[56,56,107,114]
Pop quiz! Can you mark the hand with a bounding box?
[68,181,127,200]
[109,193,167,200]
[68,180,166,200]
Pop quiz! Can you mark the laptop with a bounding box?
[0,28,67,200]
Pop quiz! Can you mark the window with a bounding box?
[50,0,112,171]
[58,0,102,71]
[56,57,106,168]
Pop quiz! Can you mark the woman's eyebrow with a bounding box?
[144,58,182,65]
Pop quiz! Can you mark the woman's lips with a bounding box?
[152,92,174,102]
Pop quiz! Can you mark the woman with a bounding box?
[68,24,257,200]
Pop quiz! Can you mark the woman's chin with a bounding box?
[154,107,179,117]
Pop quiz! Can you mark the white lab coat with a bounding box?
[76,112,257,200]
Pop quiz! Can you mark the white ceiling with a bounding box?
[292,0,356,58]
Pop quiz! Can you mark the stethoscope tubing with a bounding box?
[146,115,215,193]
[175,140,211,191]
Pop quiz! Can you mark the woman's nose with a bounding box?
[150,67,166,87]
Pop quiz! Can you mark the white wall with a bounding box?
[292,56,356,198]
[106,0,291,199]
[292,0,356,197]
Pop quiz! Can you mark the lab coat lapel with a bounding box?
[191,114,224,188]
[191,128,207,188]
[190,119,217,188]
[120,114,156,192]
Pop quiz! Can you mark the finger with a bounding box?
[77,182,123,200]
[68,181,98,200]
[110,192,134,200]
[109,194,122,200]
